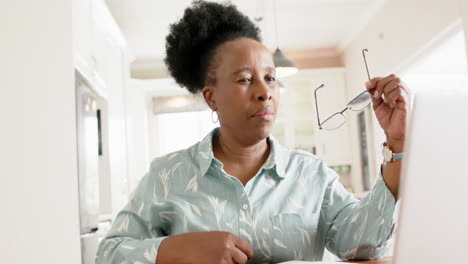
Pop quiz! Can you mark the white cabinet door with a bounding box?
[91,0,130,99]
[73,0,94,73]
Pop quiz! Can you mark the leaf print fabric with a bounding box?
[96,128,398,264]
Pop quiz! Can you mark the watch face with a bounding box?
[383,146,392,161]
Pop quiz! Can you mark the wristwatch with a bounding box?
[382,142,405,162]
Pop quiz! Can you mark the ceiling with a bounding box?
[106,0,386,79]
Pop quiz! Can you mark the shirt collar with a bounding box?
[263,135,287,178]
[197,127,287,179]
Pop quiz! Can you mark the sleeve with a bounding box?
[322,166,399,260]
[96,172,168,264]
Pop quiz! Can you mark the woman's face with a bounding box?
[203,37,280,143]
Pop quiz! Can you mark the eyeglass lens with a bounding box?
[321,113,346,130]
[321,90,372,130]
[348,91,372,111]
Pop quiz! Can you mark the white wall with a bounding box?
[125,79,152,193]
[0,0,81,263]
[342,0,463,192]
[463,0,468,65]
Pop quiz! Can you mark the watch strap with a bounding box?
[383,142,406,162]
[392,151,406,161]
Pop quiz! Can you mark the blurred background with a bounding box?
[2,0,468,263]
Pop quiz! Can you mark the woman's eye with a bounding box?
[239,78,251,83]
[266,76,276,82]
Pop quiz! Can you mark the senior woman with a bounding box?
[96,1,408,263]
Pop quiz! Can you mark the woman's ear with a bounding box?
[202,85,217,111]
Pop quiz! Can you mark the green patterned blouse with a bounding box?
[96,127,397,264]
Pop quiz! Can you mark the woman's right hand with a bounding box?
[156,231,254,264]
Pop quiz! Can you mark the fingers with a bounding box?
[386,85,408,109]
[382,78,409,95]
[385,85,400,107]
[231,247,249,264]
[374,74,397,99]
[382,78,409,108]
[366,74,410,108]
[382,78,399,97]
[372,92,385,109]
[367,78,385,108]
[365,77,383,94]
[367,74,399,97]
[233,236,254,259]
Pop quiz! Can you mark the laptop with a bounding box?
[393,87,468,263]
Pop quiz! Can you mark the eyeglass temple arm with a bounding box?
[314,84,325,129]
[362,49,378,97]
[362,48,371,81]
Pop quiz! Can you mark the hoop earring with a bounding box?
[211,110,219,123]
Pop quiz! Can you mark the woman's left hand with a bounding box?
[366,74,410,150]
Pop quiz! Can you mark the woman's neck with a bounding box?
[213,127,270,171]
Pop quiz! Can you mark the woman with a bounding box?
[96,1,408,263]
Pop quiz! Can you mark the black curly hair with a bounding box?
[164,0,262,94]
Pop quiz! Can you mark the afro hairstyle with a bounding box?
[164,0,262,94]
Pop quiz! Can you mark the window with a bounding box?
[149,110,219,158]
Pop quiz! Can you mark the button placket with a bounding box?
[237,189,253,245]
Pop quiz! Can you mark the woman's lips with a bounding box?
[253,111,274,121]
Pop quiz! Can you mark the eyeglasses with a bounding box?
[314,49,375,131]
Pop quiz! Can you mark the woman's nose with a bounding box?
[255,81,272,101]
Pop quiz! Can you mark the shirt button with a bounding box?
[242,204,248,210]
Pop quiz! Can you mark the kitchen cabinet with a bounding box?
[73,0,131,100]
[72,1,132,263]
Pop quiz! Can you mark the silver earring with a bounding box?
[211,110,218,123]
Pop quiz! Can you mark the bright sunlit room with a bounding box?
[2,0,468,264]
